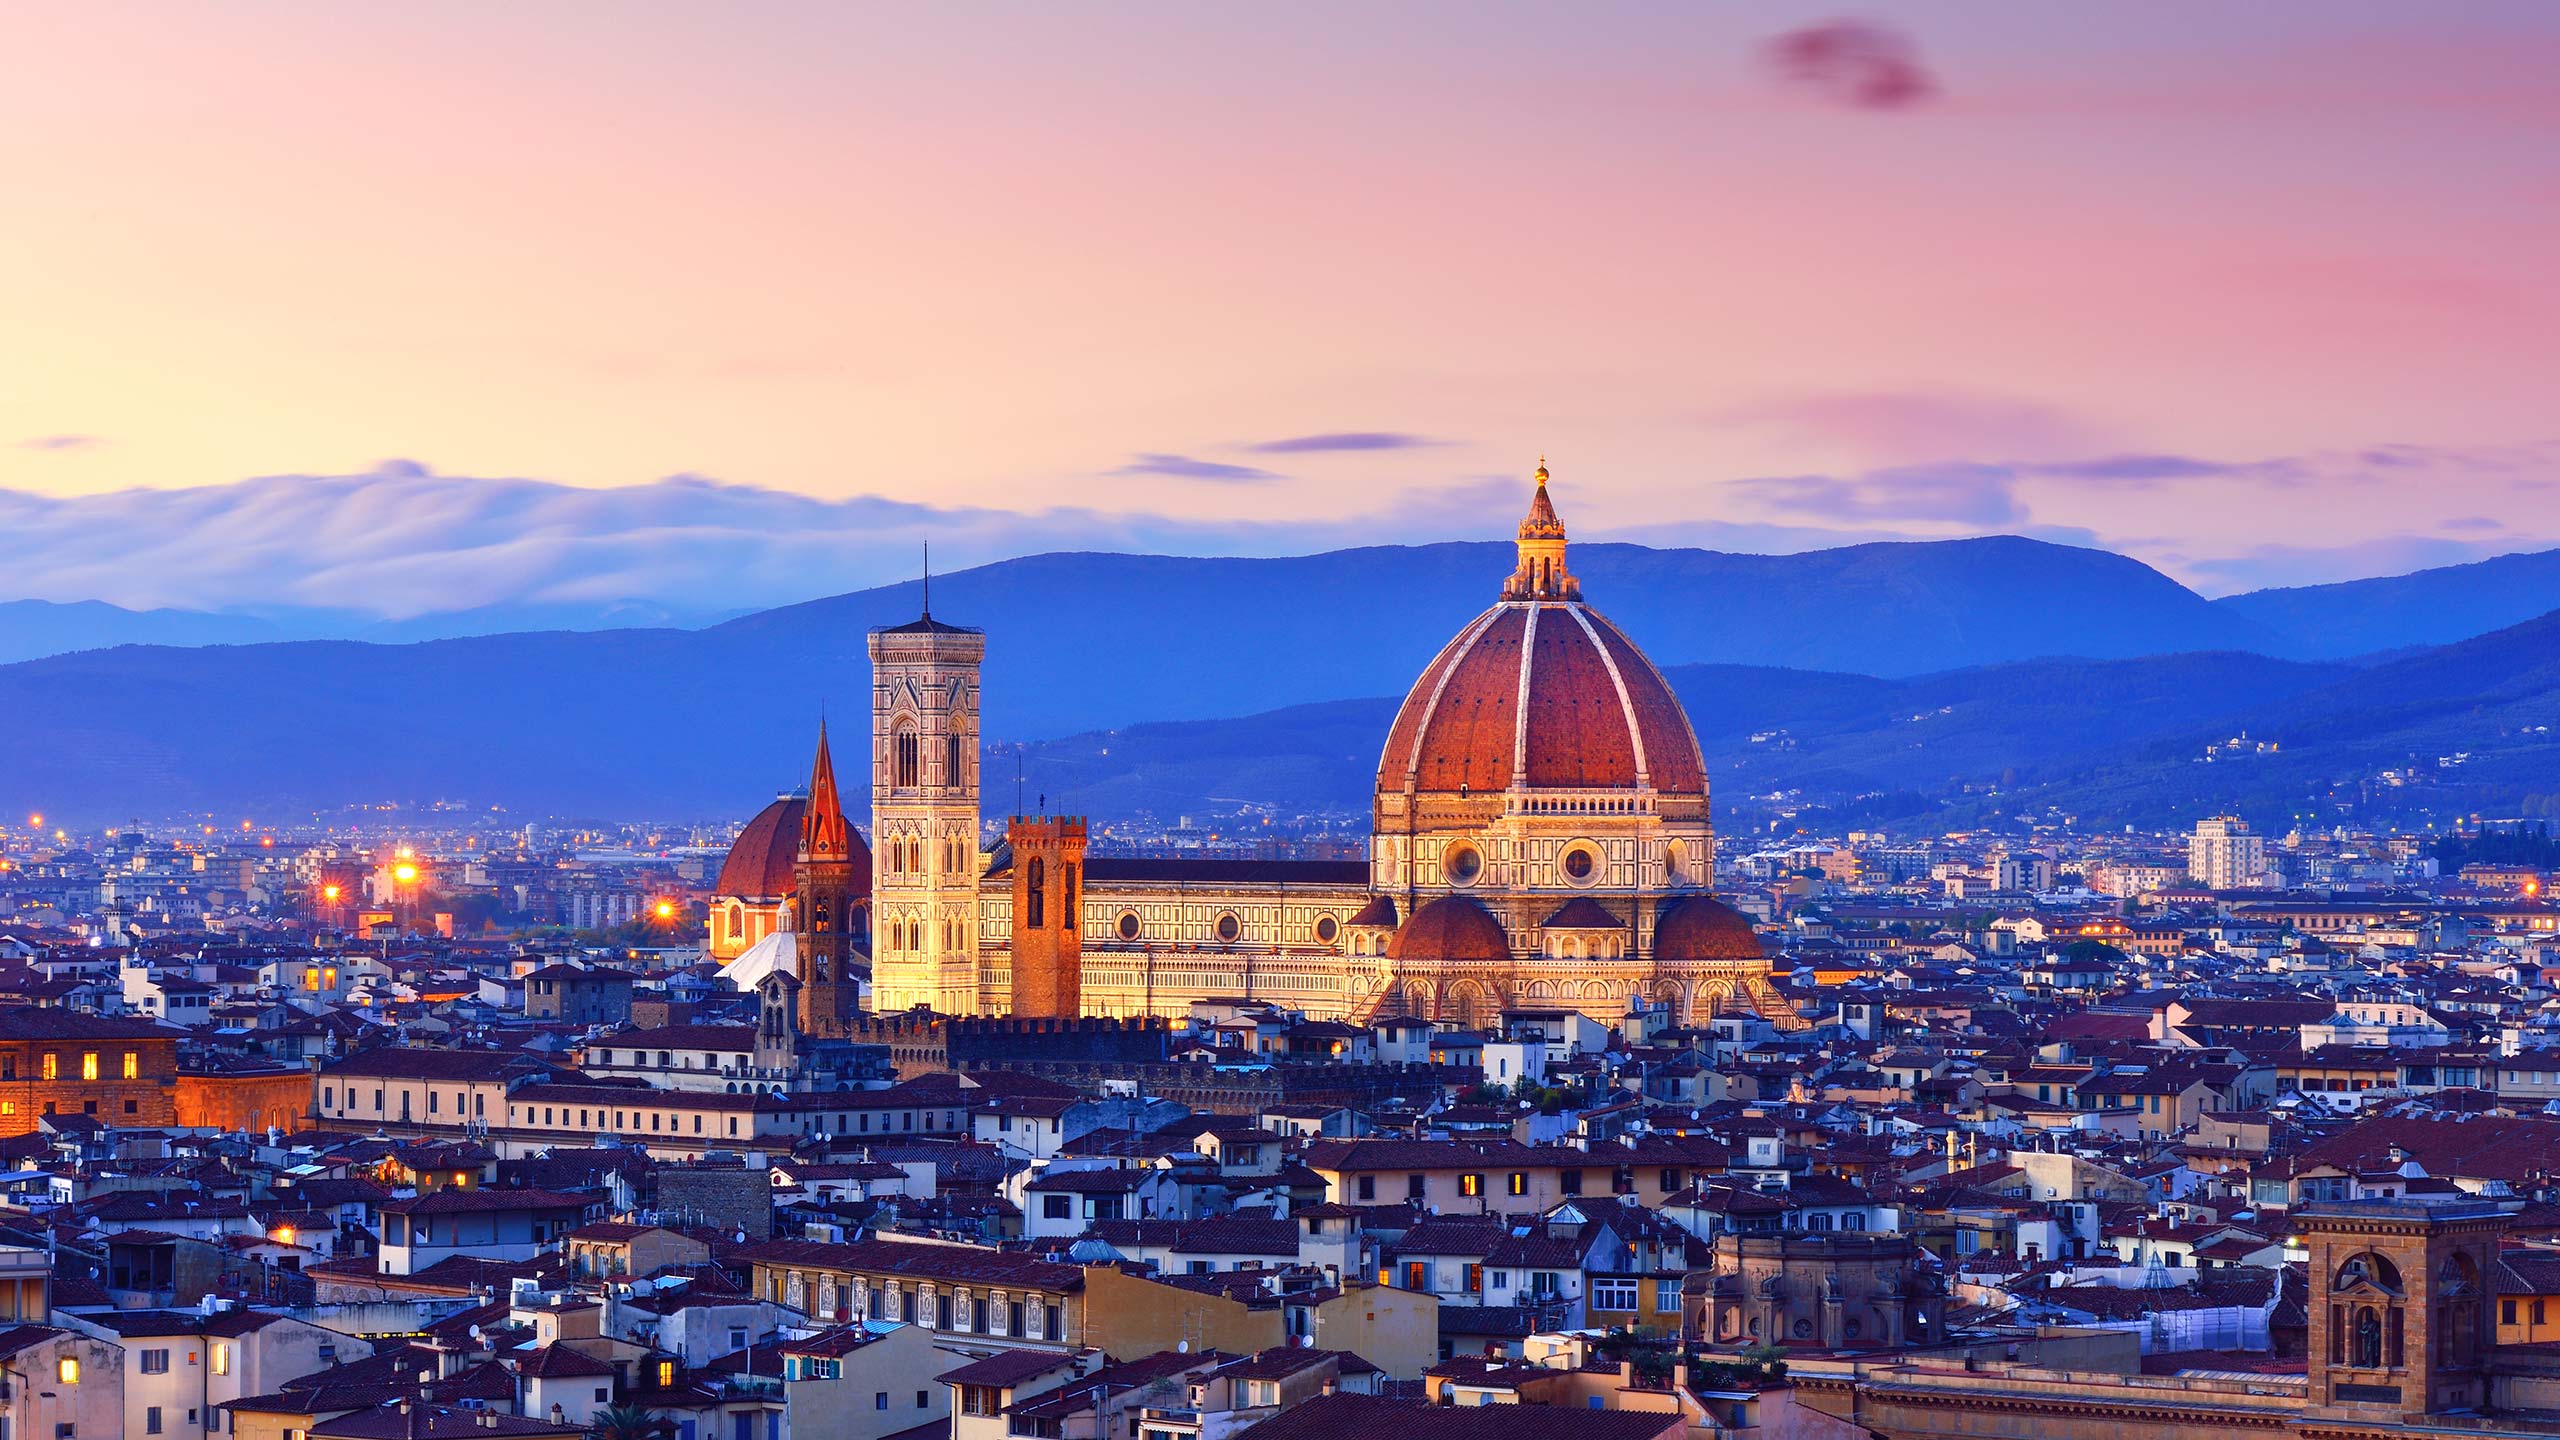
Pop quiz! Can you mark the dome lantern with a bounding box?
[1502,458,1580,601]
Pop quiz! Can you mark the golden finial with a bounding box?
[1534,455,1549,485]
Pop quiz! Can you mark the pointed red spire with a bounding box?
[801,720,851,860]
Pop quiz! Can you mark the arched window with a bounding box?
[1027,857,1046,928]
[946,732,965,789]
[1061,863,1078,927]
[894,723,921,789]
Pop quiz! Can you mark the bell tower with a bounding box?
[867,597,985,1014]
[792,722,864,1032]
[1007,814,1086,1019]
[2299,1193,2516,1420]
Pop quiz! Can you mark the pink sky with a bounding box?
[5,2,2557,600]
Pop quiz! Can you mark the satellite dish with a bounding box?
[1177,1340,1189,1353]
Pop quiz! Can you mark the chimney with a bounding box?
[1673,1363,1689,1395]
[1321,1379,1336,1397]
[1618,1361,1634,1388]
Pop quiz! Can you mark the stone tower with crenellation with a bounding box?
[1006,814,1086,1019]
[866,600,985,1014]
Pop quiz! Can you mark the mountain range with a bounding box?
[1006,614,2560,833]
[3,537,2555,826]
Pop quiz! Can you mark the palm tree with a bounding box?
[586,1405,674,1440]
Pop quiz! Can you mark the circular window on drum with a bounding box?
[1116,911,1141,941]
[1215,912,1242,943]
[1314,915,1340,945]
[1560,842,1602,887]
[1444,843,1484,886]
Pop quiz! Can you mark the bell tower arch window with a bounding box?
[894,722,921,790]
[1027,857,1046,929]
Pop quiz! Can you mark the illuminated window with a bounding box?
[123,1052,139,1080]
[213,1343,231,1375]
[80,1052,98,1081]
[657,1360,675,1388]
[58,1356,78,1384]
[1459,1173,1483,1198]
[41,1053,56,1081]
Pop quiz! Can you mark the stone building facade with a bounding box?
[0,1007,178,1134]
[1693,1231,1945,1351]
[1788,1193,2560,1440]
[712,463,1798,1032]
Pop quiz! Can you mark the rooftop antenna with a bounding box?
[921,542,931,620]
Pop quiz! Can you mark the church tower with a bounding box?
[2300,1193,2515,1419]
[866,599,985,1014]
[1006,814,1086,1019]
[792,722,865,1032]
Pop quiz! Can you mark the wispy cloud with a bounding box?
[0,464,1524,621]
[1243,432,1441,454]
[1109,453,1280,482]
[1734,462,2026,526]
[1763,20,1939,111]
[16,435,102,452]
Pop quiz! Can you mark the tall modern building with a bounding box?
[2189,815,2268,890]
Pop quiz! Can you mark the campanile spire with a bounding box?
[1502,457,1580,600]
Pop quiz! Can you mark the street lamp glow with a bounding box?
[25,814,40,828]
[653,900,677,920]
[392,862,418,883]
[322,884,341,901]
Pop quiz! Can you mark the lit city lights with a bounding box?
[0,14,2553,1432]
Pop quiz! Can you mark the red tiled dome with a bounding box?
[1386,896,1511,963]
[715,796,807,897]
[1376,601,1705,797]
[1652,897,1763,962]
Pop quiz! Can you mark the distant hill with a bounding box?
[1983,606,2560,827]
[1002,652,2356,828]
[5,538,2554,826]
[0,597,732,664]
[0,600,288,664]
[2215,547,2560,659]
[0,535,2250,821]
[1007,621,2560,832]
[702,535,2262,734]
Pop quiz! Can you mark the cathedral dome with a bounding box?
[1386,895,1511,962]
[716,795,808,898]
[1652,896,1763,962]
[1376,464,1706,799]
[715,790,873,899]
